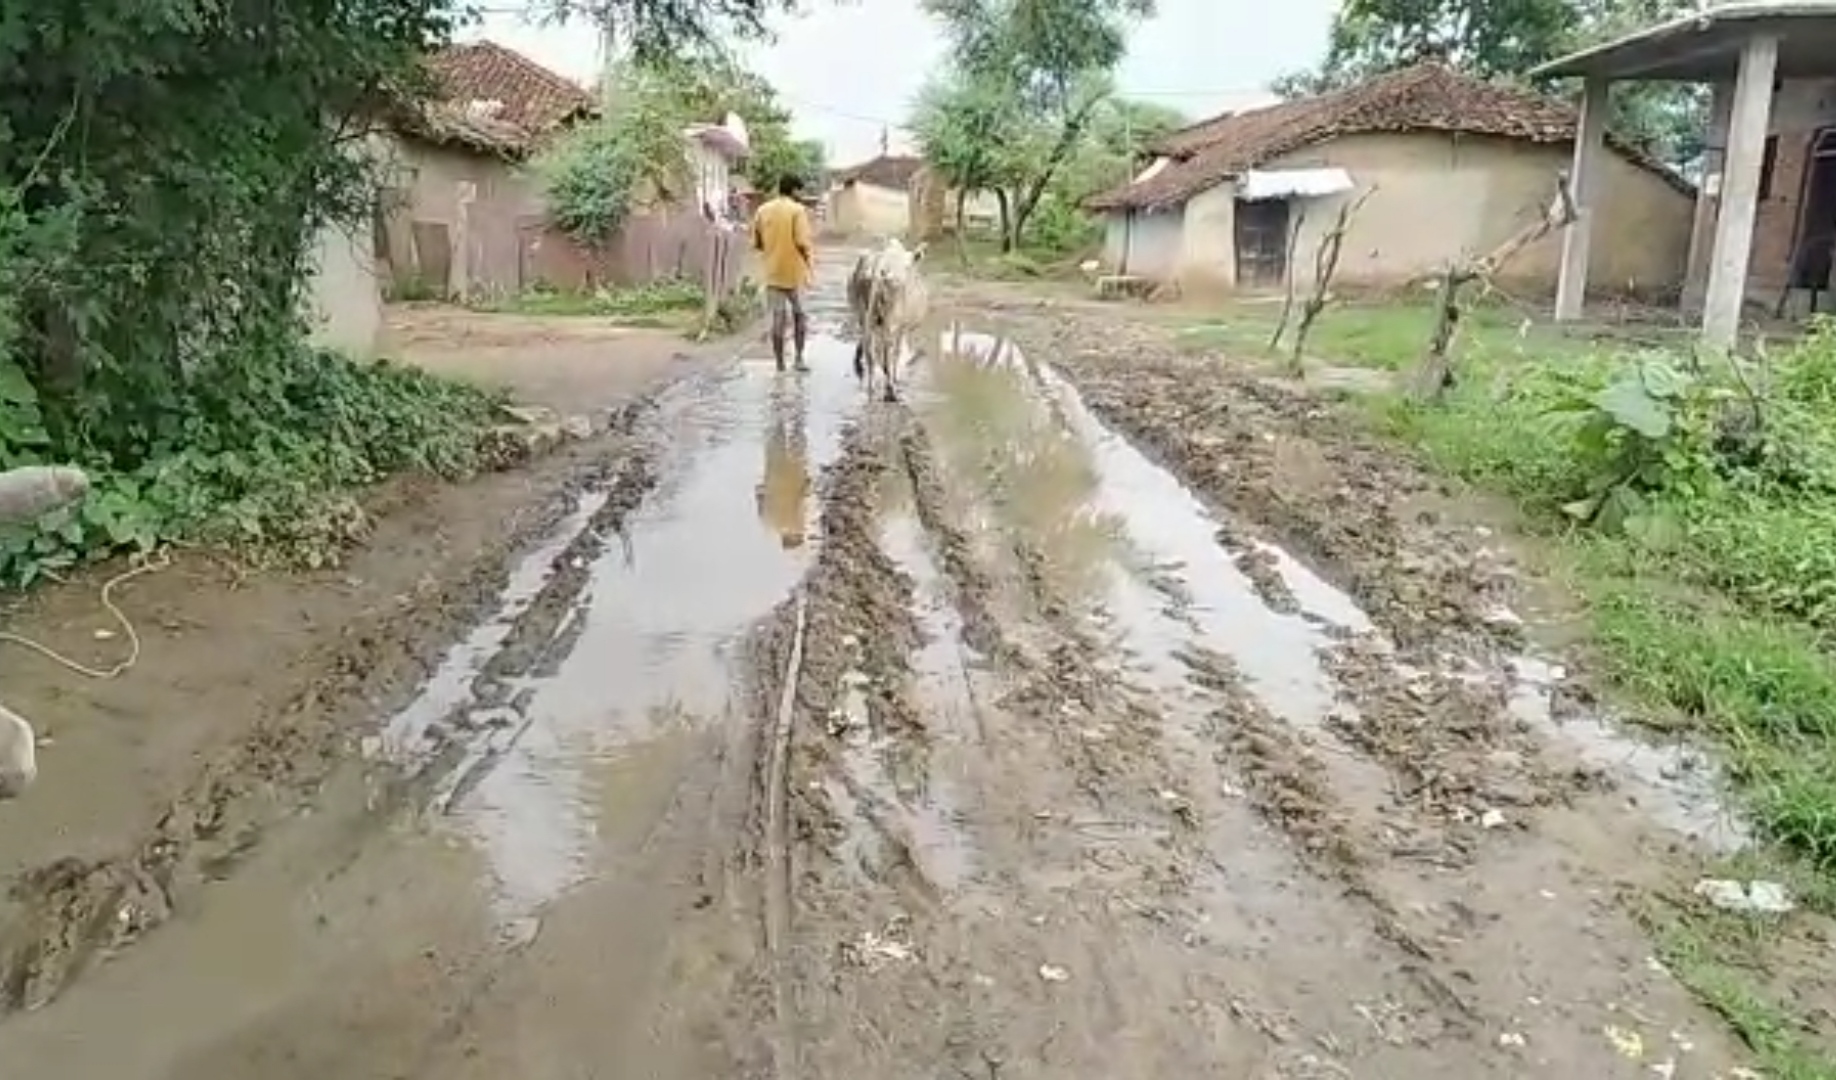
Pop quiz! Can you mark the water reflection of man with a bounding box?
[757,384,811,549]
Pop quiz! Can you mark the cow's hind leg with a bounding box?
[879,335,899,402]
[852,339,866,380]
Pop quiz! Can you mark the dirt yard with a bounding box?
[0,268,1810,1078]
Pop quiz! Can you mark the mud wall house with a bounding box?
[379,40,750,299]
[304,215,385,356]
[1085,63,1696,296]
[378,41,596,300]
[303,136,389,356]
[828,155,925,236]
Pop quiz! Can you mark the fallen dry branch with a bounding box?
[1409,174,1577,402]
[1270,187,1377,375]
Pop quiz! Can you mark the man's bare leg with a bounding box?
[769,296,788,372]
[793,313,809,371]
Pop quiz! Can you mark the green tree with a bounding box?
[917,0,1153,249]
[539,64,699,242]
[911,69,1032,239]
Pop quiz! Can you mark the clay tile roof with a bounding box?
[399,100,535,158]
[426,40,596,140]
[833,155,926,190]
[1086,63,1691,212]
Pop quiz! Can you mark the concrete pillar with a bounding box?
[1555,78,1610,322]
[1683,81,1735,312]
[1702,32,1779,351]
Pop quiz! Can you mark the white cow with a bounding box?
[847,238,929,402]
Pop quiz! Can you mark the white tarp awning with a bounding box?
[1238,167,1355,201]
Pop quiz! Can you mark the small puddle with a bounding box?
[381,316,868,923]
[1505,655,1746,849]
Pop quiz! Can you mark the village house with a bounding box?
[378,40,750,300]
[1531,1,1836,348]
[1084,63,1696,297]
[827,153,1001,239]
[828,154,927,236]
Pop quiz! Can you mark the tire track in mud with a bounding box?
[972,347,1485,1022]
[967,307,1760,1077]
[745,348,1495,1078]
[0,400,665,1017]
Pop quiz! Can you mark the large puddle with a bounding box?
[920,327,1743,852]
[380,277,872,924]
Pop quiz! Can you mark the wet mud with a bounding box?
[0,262,1780,1079]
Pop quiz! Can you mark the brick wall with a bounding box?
[1751,79,1836,292]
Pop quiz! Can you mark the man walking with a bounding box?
[751,174,815,372]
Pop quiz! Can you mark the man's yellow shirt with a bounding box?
[752,196,813,291]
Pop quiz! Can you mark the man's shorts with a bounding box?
[766,286,806,325]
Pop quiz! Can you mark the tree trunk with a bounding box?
[1008,96,1106,252]
[996,190,1013,253]
[954,189,970,266]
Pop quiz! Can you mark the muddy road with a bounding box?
[0,266,1763,1078]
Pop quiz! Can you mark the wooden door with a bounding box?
[1234,199,1292,288]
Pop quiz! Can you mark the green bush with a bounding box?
[0,0,510,586]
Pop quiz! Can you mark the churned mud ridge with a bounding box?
[1320,635,1595,862]
[404,441,660,814]
[1174,640,1478,1020]
[1214,518,1302,616]
[895,423,1010,663]
[959,303,1773,1076]
[985,314,1592,834]
[748,414,929,900]
[0,399,662,1015]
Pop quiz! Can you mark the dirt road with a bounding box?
[0,262,1766,1078]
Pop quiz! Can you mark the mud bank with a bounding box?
[0,399,669,1014]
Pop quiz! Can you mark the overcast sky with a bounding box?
[471,0,1338,165]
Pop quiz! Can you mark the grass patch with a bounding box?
[1640,892,1836,1080]
[939,236,1091,283]
[477,278,706,326]
[1177,297,1601,372]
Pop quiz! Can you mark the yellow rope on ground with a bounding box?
[0,549,171,680]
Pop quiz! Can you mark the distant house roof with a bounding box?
[397,41,595,157]
[1086,62,1690,213]
[833,154,925,190]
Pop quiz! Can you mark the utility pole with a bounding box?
[879,126,890,156]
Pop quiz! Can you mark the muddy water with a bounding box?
[385,361,859,924]
[0,262,879,1078]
